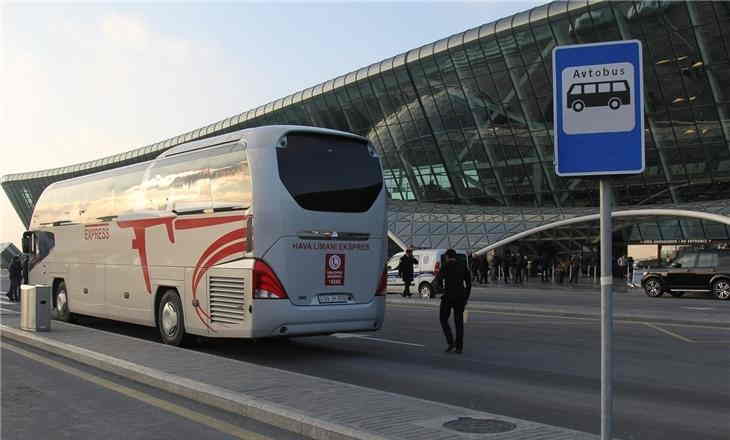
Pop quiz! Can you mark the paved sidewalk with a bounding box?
[2,315,604,440]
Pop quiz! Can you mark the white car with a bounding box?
[386,249,468,298]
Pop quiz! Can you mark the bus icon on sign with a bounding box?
[561,61,635,135]
[567,80,630,112]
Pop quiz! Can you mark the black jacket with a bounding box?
[398,255,417,282]
[9,259,22,281]
[435,259,471,302]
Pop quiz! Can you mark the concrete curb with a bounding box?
[0,324,387,440]
[386,297,730,327]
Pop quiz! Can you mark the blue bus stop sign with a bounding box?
[553,40,644,176]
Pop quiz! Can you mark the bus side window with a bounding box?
[49,183,86,224]
[598,83,611,93]
[613,81,627,92]
[584,84,597,94]
[113,166,147,214]
[144,151,211,213]
[209,144,251,211]
[31,187,58,228]
[80,175,115,223]
[569,84,582,95]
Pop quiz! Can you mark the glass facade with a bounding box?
[3,0,730,250]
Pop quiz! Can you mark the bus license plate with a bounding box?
[319,294,349,304]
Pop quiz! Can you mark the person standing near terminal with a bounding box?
[491,254,501,283]
[8,256,22,302]
[435,249,471,354]
[514,252,523,285]
[569,256,579,284]
[479,254,489,284]
[398,248,417,297]
[470,254,480,283]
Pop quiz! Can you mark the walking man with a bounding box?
[398,248,417,297]
[8,256,22,302]
[435,249,471,354]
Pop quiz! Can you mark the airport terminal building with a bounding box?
[3,0,730,257]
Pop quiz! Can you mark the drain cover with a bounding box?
[443,417,517,434]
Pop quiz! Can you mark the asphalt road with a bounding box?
[468,280,724,304]
[0,338,306,440]
[2,291,728,440]
[456,282,729,323]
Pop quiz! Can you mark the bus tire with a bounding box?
[53,281,75,323]
[572,100,585,112]
[608,97,621,110]
[157,289,187,346]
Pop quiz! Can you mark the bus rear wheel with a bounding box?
[608,97,622,110]
[158,290,187,346]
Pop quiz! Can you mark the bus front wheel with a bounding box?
[572,100,584,112]
[608,98,621,110]
[53,281,74,323]
[158,290,187,346]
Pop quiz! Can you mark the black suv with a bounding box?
[641,249,730,300]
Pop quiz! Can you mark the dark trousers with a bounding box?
[402,280,412,297]
[480,269,488,284]
[440,297,466,349]
[8,279,20,301]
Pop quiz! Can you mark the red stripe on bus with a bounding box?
[191,229,246,291]
[194,306,215,332]
[192,236,246,296]
[191,240,247,331]
[175,215,246,230]
[117,217,176,293]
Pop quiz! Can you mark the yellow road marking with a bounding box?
[388,303,730,331]
[2,342,274,440]
[642,323,695,343]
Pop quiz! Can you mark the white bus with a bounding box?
[22,126,388,345]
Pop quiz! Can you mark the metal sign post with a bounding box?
[553,40,644,440]
[599,179,613,440]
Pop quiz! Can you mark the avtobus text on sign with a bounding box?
[22,126,388,345]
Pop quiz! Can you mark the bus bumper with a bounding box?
[251,296,385,338]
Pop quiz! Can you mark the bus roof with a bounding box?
[159,125,369,159]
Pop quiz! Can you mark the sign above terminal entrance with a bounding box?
[553,40,644,176]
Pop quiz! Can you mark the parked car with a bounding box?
[386,249,468,298]
[640,249,730,300]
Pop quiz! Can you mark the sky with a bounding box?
[1,0,542,247]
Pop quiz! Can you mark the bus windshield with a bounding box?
[276,132,383,213]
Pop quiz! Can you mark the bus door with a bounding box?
[255,131,387,306]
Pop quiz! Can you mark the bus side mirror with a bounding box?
[22,233,32,254]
